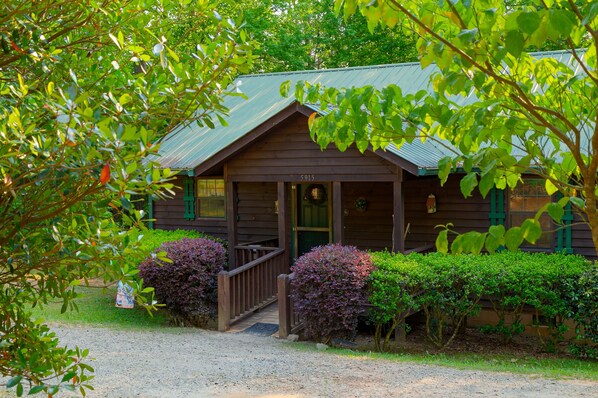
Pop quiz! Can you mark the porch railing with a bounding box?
[234,238,279,267]
[218,247,287,331]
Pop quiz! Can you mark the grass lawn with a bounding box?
[30,285,170,329]
[291,343,598,381]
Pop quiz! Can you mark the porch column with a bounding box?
[333,181,344,244]
[226,180,238,269]
[393,170,405,253]
[277,181,290,271]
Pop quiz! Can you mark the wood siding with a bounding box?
[342,182,393,251]
[237,182,279,244]
[226,115,399,182]
[571,217,596,259]
[404,175,491,249]
[153,176,228,240]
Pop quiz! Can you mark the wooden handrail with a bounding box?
[236,238,279,247]
[234,245,279,251]
[228,248,284,276]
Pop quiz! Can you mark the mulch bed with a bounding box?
[351,322,585,360]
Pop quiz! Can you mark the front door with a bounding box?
[293,183,331,258]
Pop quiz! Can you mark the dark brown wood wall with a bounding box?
[571,217,596,258]
[342,182,393,251]
[236,182,279,244]
[153,176,228,240]
[403,175,491,249]
[226,115,399,182]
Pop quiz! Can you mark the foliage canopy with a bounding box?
[0,0,252,395]
[290,0,598,256]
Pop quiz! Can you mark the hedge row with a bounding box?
[292,246,597,357]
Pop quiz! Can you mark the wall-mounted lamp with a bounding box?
[274,200,279,214]
[426,194,437,214]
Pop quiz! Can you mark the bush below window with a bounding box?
[138,237,226,327]
[367,251,594,353]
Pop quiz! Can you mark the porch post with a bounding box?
[277,181,290,271]
[333,181,344,244]
[393,170,405,253]
[226,180,237,269]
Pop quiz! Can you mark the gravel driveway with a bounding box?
[44,325,598,397]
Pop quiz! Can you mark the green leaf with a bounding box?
[280,80,291,97]
[504,227,523,251]
[28,385,46,395]
[582,2,598,25]
[547,203,564,223]
[458,28,478,43]
[521,219,542,244]
[436,229,449,254]
[488,224,505,240]
[505,30,524,57]
[570,196,585,209]
[61,371,78,383]
[485,233,500,253]
[438,156,452,185]
[7,376,23,388]
[517,12,540,35]
[549,10,575,36]
[460,172,478,198]
[545,179,558,195]
[478,173,495,198]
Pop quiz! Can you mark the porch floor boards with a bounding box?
[226,302,279,337]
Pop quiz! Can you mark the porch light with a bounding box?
[426,194,437,213]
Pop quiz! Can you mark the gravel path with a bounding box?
[47,325,597,397]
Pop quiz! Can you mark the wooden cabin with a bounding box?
[151,54,595,330]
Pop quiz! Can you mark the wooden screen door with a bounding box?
[293,183,332,258]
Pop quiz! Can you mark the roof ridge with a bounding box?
[239,48,584,79]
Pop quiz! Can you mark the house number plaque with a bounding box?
[300,174,316,182]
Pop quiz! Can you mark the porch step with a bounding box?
[225,303,279,336]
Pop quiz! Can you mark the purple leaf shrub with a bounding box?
[139,238,226,327]
[291,244,374,342]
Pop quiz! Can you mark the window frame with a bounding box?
[196,177,226,220]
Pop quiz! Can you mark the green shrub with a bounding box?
[369,252,421,351]
[415,253,485,349]
[566,266,598,359]
[368,251,593,352]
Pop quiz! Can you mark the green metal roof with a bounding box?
[155,50,583,175]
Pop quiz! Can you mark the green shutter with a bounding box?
[489,187,505,226]
[556,193,573,254]
[183,177,195,220]
[147,194,154,229]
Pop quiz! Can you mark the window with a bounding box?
[197,178,225,218]
[509,179,552,248]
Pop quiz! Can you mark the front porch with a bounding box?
[217,175,409,332]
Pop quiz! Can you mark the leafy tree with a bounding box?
[289,0,598,256]
[221,0,417,72]
[0,0,252,395]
